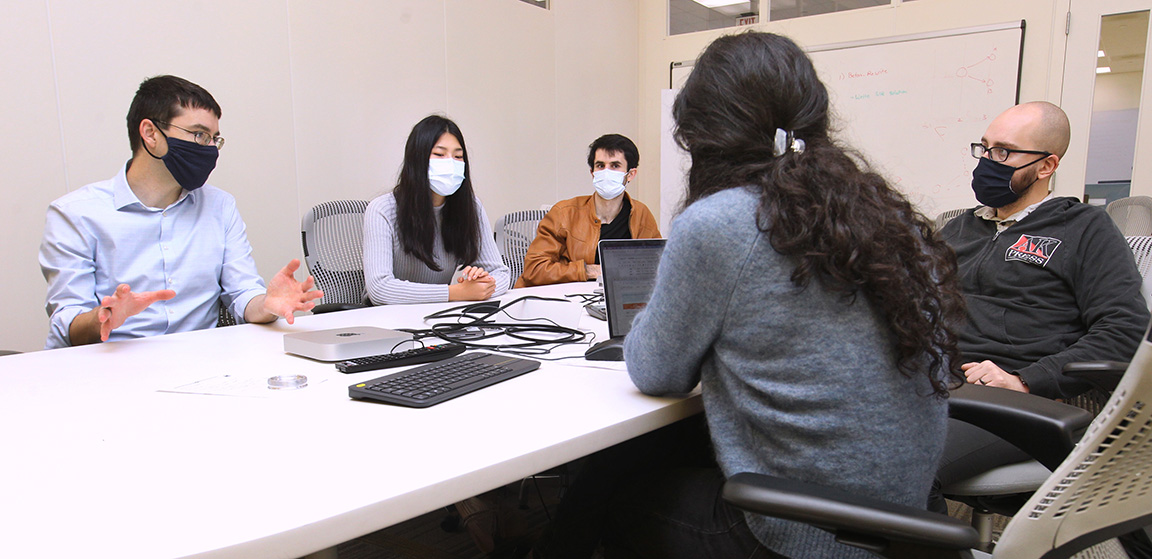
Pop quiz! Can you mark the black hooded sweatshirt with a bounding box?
[940,197,1149,399]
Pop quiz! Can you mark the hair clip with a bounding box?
[773,128,806,156]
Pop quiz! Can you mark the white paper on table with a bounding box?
[158,374,327,398]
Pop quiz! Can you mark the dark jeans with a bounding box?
[928,418,1031,514]
[532,416,785,559]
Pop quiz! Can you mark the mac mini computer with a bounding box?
[283,326,413,361]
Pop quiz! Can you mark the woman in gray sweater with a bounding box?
[363,115,510,305]
[544,33,966,559]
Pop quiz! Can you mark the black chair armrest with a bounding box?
[722,473,980,553]
[948,384,1093,470]
[311,303,369,315]
[1062,361,1128,393]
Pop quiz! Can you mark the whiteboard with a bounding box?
[661,22,1025,221]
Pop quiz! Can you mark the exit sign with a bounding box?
[737,15,758,25]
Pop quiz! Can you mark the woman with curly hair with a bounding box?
[531,32,966,559]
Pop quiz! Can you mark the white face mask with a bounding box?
[593,169,627,200]
[428,158,466,197]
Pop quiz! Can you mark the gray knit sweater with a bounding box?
[623,187,947,559]
[363,192,510,304]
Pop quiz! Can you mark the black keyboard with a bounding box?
[335,343,466,373]
[348,352,541,408]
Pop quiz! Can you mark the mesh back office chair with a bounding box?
[301,200,370,314]
[722,330,1152,559]
[1108,197,1152,237]
[1127,236,1152,311]
[218,201,374,322]
[494,210,548,289]
[935,208,969,231]
[1128,236,1152,279]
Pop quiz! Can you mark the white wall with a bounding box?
[636,0,1073,216]
[0,0,639,353]
[1094,71,1145,111]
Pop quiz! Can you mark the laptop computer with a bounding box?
[584,238,667,361]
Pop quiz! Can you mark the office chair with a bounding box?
[1128,236,1152,280]
[940,371,1110,550]
[722,333,1152,558]
[934,208,968,231]
[301,200,371,314]
[1108,197,1152,237]
[494,209,548,289]
[1128,236,1152,312]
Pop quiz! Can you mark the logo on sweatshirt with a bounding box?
[1005,234,1062,267]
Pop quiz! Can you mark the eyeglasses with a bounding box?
[156,121,225,149]
[970,143,1048,163]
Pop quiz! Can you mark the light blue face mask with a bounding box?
[429,158,466,197]
[593,169,627,200]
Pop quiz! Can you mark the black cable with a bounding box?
[389,338,425,353]
[566,292,603,305]
[419,296,592,357]
[423,296,569,321]
[431,321,586,348]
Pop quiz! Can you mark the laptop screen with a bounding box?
[599,239,667,339]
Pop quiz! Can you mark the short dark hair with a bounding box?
[587,134,639,171]
[126,75,221,153]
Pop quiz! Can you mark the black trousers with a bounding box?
[928,418,1031,514]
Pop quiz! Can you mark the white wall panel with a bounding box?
[444,0,557,222]
[288,1,450,217]
[553,0,642,205]
[0,0,66,351]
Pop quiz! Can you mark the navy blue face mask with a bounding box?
[970,155,1046,208]
[145,131,219,191]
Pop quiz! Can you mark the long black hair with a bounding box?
[674,32,965,395]
[393,115,481,271]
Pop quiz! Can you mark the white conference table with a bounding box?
[0,282,701,559]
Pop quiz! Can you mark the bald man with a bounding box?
[929,102,1149,512]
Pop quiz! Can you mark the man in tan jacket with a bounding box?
[515,134,662,287]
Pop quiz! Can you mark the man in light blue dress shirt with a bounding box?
[39,75,321,349]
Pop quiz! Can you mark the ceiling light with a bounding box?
[694,0,746,7]
[1097,66,1112,74]
[1098,50,1106,57]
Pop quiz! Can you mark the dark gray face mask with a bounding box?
[970,155,1045,208]
[145,131,219,191]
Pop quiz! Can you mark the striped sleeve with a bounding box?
[362,194,452,304]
